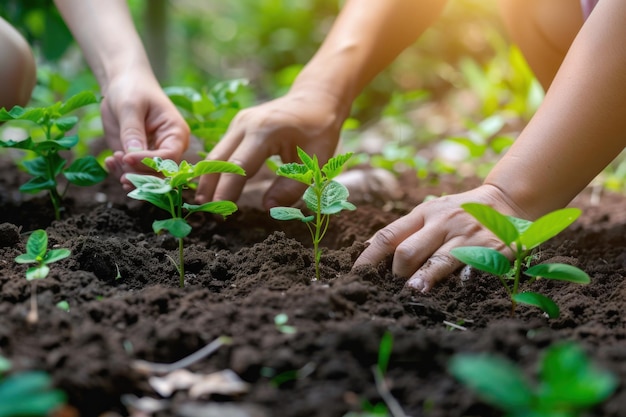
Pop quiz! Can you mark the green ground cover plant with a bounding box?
[126,157,245,287]
[270,147,356,281]
[0,356,66,417]
[449,342,617,417]
[450,203,590,318]
[165,79,251,154]
[15,229,71,324]
[0,91,107,220]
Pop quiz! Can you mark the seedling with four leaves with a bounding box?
[451,203,590,318]
[15,229,70,324]
[0,91,107,220]
[126,157,245,287]
[449,342,617,417]
[270,147,356,281]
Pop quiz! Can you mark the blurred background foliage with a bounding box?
[1,0,624,192]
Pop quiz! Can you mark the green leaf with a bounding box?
[519,208,581,250]
[0,137,35,150]
[59,91,99,114]
[44,249,71,264]
[54,116,78,132]
[322,200,357,215]
[461,203,519,246]
[537,342,617,408]
[192,160,246,177]
[275,163,312,185]
[26,265,50,280]
[25,230,48,259]
[296,147,318,173]
[321,152,353,180]
[153,218,191,238]
[270,207,308,222]
[22,157,50,177]
[449,354,534,411]
[14,253,38,264]
[450,246,511,276]
[0,372,65,416]
[64,156,107,186]
[512,291,560,318]
[0,106,45,123]
[126,174,172,194]
[525,263,590,284]
[183,201,238,217]
[19,176,56,194]
[127,189,171,212]
[304,181,353,214]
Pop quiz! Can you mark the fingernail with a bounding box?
[407,278,423,291]
[126,140,143,152]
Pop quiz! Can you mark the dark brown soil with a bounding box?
[1,154,625,417]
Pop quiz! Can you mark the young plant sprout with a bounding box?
[450,203,590,318]
[15,229,71,324]
[270,147,356,281]
[126,157,245,288]
[449,342,617,417]
[0,91,107,220]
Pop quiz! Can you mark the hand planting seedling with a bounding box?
[0,355,66,417]
[15,229,71,324]
[270,147,356,281]
[449,342,617,417]
[126,157,245,287]
[0,91,107,220]
[451,203,590,318]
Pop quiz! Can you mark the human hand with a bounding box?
[100,72,190,189]
[353,184,530,292]
[195,89,346,208]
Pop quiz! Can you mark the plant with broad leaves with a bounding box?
[0,91,107,220]
[449,342,617,417]
[450,203,590,318]
[165,79,250,154]
[15,229,70,324]
[0,355,66,417]
[270,147,356,281]
[126,157,245,287]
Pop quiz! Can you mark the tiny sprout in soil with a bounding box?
[15,229,71,324]
[451,203,590,318]
[0,91,107,220]
[270,147,356,281]
[126,157,245,287]
[449,342,617,417]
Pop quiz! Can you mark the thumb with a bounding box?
[263,177,308,210]
[118,109,147,153]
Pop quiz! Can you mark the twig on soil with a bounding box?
[131,336,232,375]
[372,366,408,417]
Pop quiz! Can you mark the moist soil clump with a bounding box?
[0,156,625,417]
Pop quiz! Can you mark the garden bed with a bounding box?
[1,155,625,417]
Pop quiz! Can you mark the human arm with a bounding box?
[354,0,626,291]
[53,0,189,183]
[195,0,448,208]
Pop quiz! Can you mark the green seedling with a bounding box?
[0,356,66,417]
[449,342,617,417]
[15,229,70,324]
[274,313,297,335]
[450,203,590,318]
[270,147,356,281]
[126,157,245,287]
[0,91,107,220]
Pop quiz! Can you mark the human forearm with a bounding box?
[486,0,626,219]
[291,0,448,119]
[54,0,153,91]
